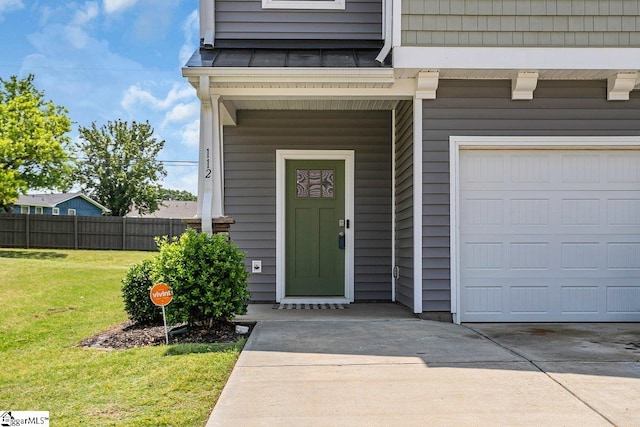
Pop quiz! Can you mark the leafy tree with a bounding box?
[0,74,73,211]
[75,120,167,216]
[159,187,196,201]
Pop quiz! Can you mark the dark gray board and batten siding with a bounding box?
[394,101,414,309]
[224,110,392,302]
[215,0,383,40]
[421,80,640,312]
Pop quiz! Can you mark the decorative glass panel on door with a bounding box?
[296,169,334,199]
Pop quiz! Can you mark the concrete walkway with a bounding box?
[207,304,640,426]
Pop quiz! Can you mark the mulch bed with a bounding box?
[80,320,254,350]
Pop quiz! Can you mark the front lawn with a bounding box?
[0,249,242,426]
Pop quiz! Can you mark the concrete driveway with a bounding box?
[207,305,640,426]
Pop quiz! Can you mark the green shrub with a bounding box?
[155,229,250,326]
[121,258,163,325]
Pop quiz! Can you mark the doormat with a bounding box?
[273,303,348,310]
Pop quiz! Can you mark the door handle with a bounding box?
[338,232,345,249]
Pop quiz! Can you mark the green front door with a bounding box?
[285,160,345,296]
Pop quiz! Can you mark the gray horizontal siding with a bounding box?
[216,0,382,40]
[394,100,414,310]
[403,0,640,46]
[421,79,640,312]
[224,110,392,302]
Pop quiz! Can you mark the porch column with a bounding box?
[197,76,224,234]
[412,97,423,314]
[413,71,439,314]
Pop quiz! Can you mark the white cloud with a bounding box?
[121,82,195,111]
[181,119,200,148]
[64,25,92,49]
[72,1,99,25]
[162,102,198,126]
[103,0,137,14]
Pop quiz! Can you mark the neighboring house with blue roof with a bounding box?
[12,193,110,216]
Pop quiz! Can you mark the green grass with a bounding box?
[0,248,243,426]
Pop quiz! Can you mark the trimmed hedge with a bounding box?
[121,258,163,325]
[121,229,250,327]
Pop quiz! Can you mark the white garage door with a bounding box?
[459,149,640,322]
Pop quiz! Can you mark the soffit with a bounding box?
[228,99,400,111]
[395,68,640,88]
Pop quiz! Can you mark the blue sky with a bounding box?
[0,0,200,194]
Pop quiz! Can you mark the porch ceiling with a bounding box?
[228,99,400,111]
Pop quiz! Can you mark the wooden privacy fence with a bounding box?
[0,214,188,251]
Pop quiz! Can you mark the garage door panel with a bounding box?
[510,242,550,270]
[606,243,640,270]
[607,155,640,183]
[606,286,640,314]
[463,242,504,270]
[463,286,503,314]
[463,193,640,230]
[560,286,600,314]
[607,198,640,225]
[510,286,550,314]
[460,149,640,322]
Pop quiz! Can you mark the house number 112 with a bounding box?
[205,148,212,179]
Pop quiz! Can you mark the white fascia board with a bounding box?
[209,87,415,98]
[183,67,395,84]
[394,47,640,71]
[182,79,416,99]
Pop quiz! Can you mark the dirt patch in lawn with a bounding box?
[80,320,254,350]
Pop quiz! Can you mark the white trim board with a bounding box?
[276,150,356,304]
[391,109,396,303]
[394,46,640,71]
[412,98,423,314]
[449,136,640,324]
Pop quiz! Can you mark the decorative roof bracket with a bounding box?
[512,71,539,100]
[415,70,439,100]
[607,72,638,101]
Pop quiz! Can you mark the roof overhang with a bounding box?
[183,66,412,111]
[182,46,640,110]
[393,46,640,89]
[183,67,396,89]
